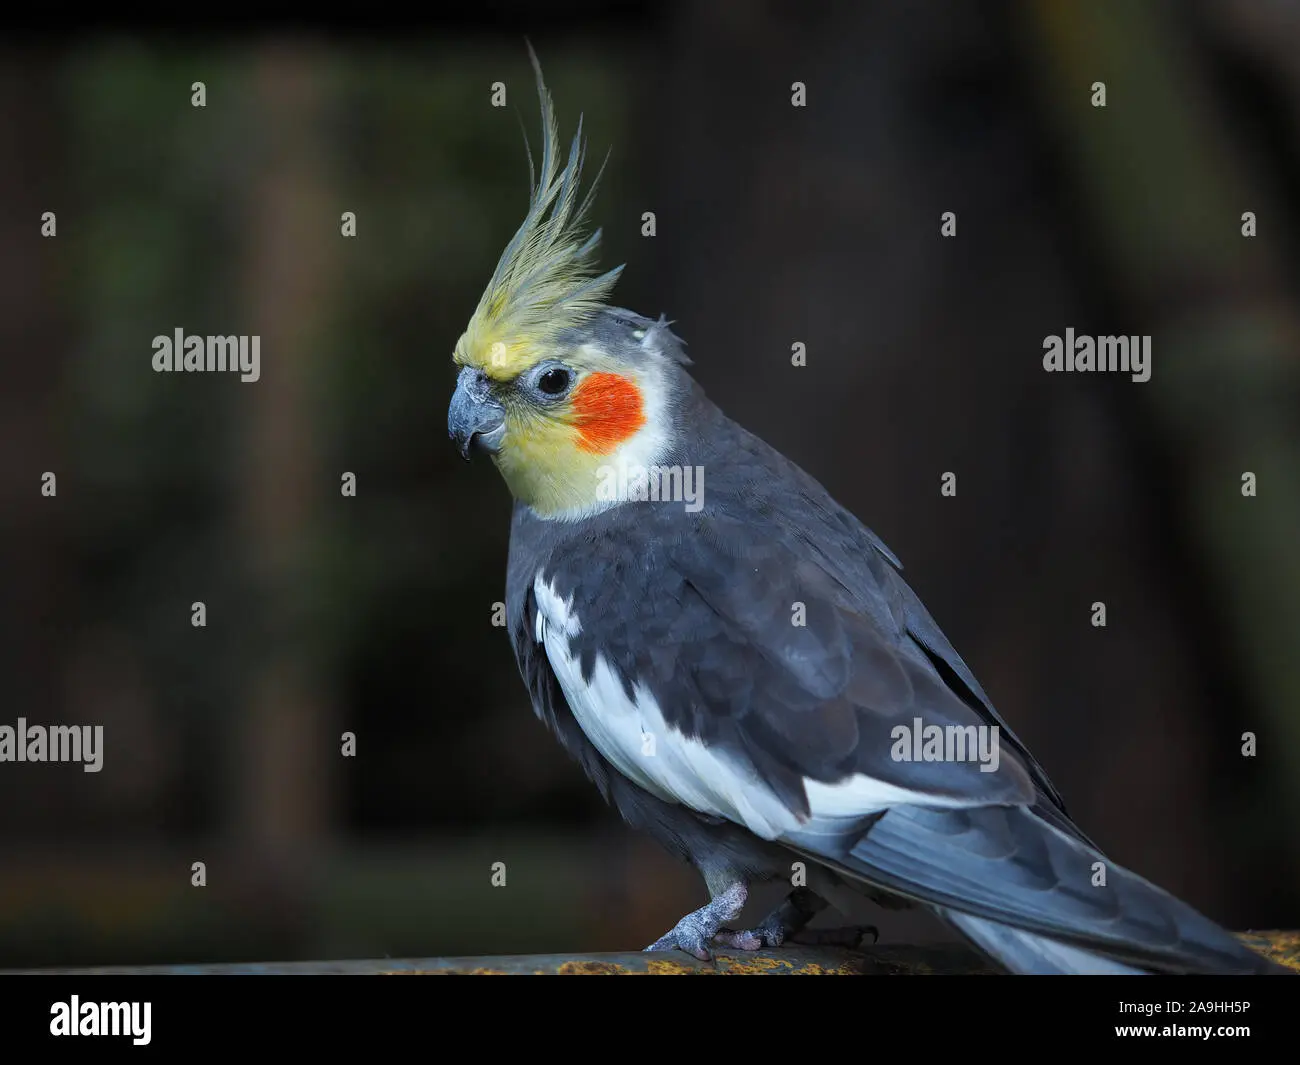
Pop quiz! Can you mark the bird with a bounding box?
[446,49,1287,975]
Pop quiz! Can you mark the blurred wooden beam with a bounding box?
[6,930,1297,974]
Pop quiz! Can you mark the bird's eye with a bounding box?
[537,367,571,396]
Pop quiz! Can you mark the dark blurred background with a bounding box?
[2,0,1299,967]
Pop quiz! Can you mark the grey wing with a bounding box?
[653,514,1277,973]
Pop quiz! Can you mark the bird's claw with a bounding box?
[712,927,778,950]
[712,912,788,950]
[645,915,717,961]
[645,882,748,961]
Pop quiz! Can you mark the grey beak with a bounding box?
[448,366,507,461]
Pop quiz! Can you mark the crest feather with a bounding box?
[455,46,623,379]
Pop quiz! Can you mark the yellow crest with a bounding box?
[454,47,623,380]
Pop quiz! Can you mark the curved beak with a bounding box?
[448,366,506,461]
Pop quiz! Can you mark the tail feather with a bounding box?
[796,803,1288,974]
[944,910,1145,974]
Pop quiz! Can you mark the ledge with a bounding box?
[7,930,1297,974]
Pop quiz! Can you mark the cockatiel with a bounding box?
[446,51,1285,974]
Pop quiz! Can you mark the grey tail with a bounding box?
[943,910,1146,974]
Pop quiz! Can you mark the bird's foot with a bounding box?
[645,913,719,961]
[709,887,876,951]
[644,881,747,961]
[711,912,787,950]
[708,886,825,950]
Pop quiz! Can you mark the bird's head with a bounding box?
[448,51,689,520]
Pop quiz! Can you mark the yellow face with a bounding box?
[450,337,655,518]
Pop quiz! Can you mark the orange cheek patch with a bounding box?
[570,372,646,454]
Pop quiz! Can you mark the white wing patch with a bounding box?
[531,573,991,842]
[532,573,802,839]
[533,578,581,642]
[804,775,983,818]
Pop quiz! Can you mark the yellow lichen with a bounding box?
[556,960,627,975]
